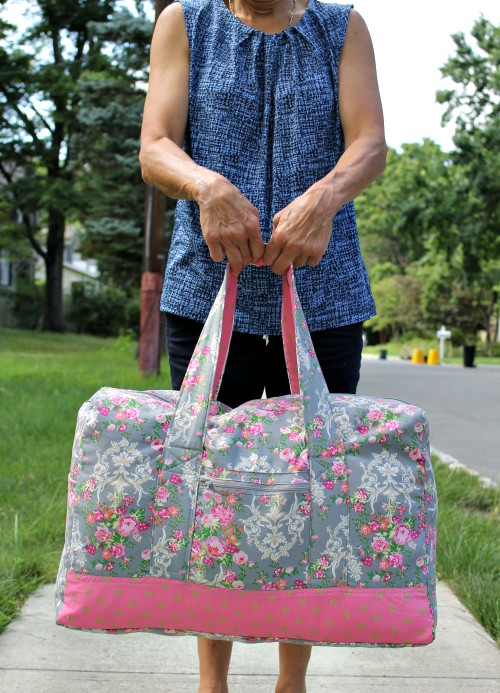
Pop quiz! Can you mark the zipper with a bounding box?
[199,476,308,493]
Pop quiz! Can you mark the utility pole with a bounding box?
[139,0,172,376]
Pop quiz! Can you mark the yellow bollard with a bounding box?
[411,348,425,364]
[427,349,440,366]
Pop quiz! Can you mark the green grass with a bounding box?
[0,327,170,633]
[0,328,498,645]
[433,459,499,644]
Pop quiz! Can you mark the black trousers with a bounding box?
[165,313,364,409]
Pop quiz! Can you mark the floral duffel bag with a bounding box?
[56,266,438,646]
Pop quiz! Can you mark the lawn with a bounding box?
[0,327,498,644]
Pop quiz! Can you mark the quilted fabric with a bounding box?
[56,269,437,646]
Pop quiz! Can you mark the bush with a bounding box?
[8,281,44,329]
[68,282,140,338]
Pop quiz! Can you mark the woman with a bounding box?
[140,0,386,690]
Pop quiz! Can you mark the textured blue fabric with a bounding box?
[160,0,376,335]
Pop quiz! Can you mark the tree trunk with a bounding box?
[42,207,65,331]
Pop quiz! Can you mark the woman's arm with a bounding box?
[263,9,387,275]
[139,4,264,276]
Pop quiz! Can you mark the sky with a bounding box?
[348,0,500,151]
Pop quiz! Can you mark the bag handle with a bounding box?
[212,264,300,399]
[165,265,333,460]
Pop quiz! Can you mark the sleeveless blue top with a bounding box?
[160,0,376,334]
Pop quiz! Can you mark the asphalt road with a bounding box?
[357,358,500,484]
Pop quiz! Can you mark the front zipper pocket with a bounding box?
[187,474,311,590]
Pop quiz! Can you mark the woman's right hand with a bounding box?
[196,175,265,277]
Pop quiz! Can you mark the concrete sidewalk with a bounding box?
[0,582,498,692]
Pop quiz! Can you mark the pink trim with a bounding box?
[58,571,434,645]
[212,270,237,400]
[281,267,300,394]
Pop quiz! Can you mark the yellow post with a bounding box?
[411,348,425,364]
[427,349,440,366]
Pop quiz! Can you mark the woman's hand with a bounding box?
[263,184,335,275]
[196,175,265,277]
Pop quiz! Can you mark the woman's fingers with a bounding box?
[263,193,334,274]
[199,178,264,274]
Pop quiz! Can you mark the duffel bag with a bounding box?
[56,266,438,646]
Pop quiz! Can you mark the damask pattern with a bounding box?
[56,268,437,646]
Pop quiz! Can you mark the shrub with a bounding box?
[68,282,139,338]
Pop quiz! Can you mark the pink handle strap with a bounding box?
[212,265,300,400]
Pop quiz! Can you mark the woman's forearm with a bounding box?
[310,131,387,218]
[139,136,221,203]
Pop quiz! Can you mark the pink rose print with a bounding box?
[224,570,237,582]
[206,536,226,558]
[371,536,390,553]
[97,406,110,416]
[249,422,264,435]
[155,486,170,503]
[356,425,369,434]
[409,449,423,461]
[368,408,384,421]
[125,407,140,419]
[232,581,244,589]
[111,543,126,558]
[116,515,139,537]
[279,448,294,461]
[186,358,199,373]
[141,550,151,560]
[95,526,112,542]
[393,524,411,545]
[212,504,235,525]
[385,420,399,430]
[389,552,403,567]
[233,550,248,565]
[293,580,307,589]
[332,461,346,475]
[111,394,128,405]
[361,556,373,566]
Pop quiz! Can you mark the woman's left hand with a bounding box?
[262,184,335,275]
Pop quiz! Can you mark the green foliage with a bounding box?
[68,281,140,337]
[357,16,500,347]
[0,1,154,328]
[6,280,44,329]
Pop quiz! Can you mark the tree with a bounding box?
[436,16,500,349]
[0,1,152,330]
[356,141,457,272]
[72,7,163,293]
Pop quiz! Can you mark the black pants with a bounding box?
[165,313,364,409]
